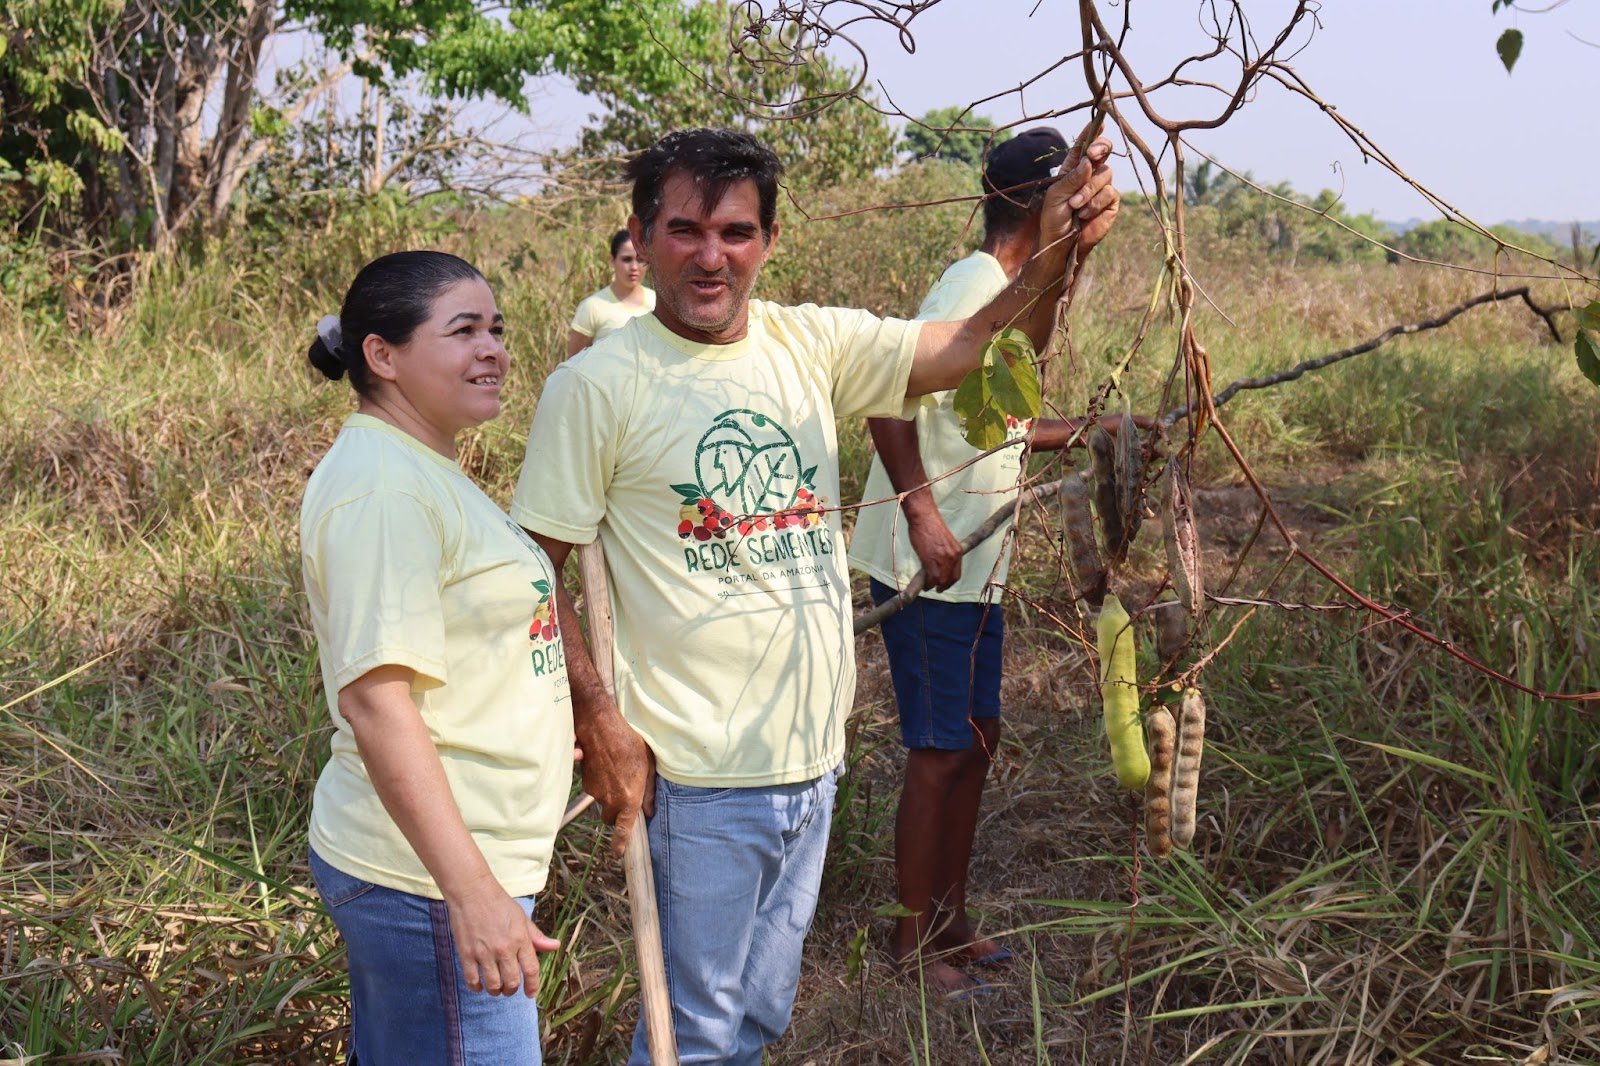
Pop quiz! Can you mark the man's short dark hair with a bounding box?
[625,128,785,241]
[981,127,1068,238]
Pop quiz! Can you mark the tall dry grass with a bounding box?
[3,166,1598,1063]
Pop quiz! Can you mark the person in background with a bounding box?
[850,128,1134,996]
[567,229,656,356]
[300,250,573,1064]
[512,125,1118,1060]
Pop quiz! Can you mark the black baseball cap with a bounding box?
[982,127,1069,198]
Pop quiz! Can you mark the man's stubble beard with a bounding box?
[658,264,763,337]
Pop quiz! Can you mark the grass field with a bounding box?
[3,171,1598,1064]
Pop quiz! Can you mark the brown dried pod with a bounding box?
[1153,600,1189,668]
[1144,706,1176,860]
[1162,460,1204,616]
[1170,687,1206,849]
[1114,399,1144,554]
[1088,425,1123,559]
[1059,471,1106,606]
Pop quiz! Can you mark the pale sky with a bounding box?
[505,0,1597,226]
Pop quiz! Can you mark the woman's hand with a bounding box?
[446,872,561,998]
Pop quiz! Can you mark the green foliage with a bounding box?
[1576,300,1600,389]
[952,328,1042,448]
[1182,166,1389,265]
[570,0,896,189]
[0,0,683,248]
[900,106,1010,166]
[1396,218,1557,262]
[1496,26,1524,72]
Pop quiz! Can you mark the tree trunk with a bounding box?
[168,29,222,227]
[204,0,274,227]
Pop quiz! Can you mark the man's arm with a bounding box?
[1029,412,1148,452]
[866,417,963,591]
[907,139,1120,398]
[529,532,654,858]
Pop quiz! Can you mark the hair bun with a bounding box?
[307,336,347,381]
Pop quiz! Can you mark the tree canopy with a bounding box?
[568,0,896,190]
[0,0,683,248]
[900,106,1010,167]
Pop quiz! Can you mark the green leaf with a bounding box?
[953,368,1008,449]
[1576,330,1600,390]
[671,482,704,501]
[1575,299,1600,333]
[1496,28,1523,73]
[982,327,1042,419]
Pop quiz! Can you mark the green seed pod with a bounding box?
[1171,687,1206,849]
[1097,594,1148,791]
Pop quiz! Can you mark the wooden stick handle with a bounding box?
[577,540,678,1065]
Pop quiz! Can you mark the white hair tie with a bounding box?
[316,314,344,355]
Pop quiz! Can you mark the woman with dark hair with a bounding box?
[565,228,654,356]
[301,250,572,1064]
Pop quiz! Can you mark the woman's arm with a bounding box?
[338,663,559,998]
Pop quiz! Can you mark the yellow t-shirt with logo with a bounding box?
[511,302,921,787]
[571,285,657,341]
[851,252,1030,604]
[301,414,574,899]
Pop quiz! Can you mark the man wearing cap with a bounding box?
[851,127,1128,995]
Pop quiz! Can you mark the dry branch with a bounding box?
[852,479,1065,634]
[1159,286,1565,426]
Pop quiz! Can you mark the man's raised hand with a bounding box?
[1043,136,1120,257]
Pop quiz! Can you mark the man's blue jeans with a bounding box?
[309,848,543,1065]
[628,766,841,1065]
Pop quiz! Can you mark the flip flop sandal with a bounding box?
[971,946,1015,969]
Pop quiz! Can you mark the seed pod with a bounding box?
[1089,425,1123,560]
[1170,687,1206,849]
[1114,398,1144,554]
[1162,460,1203,616]
[1096,594,1148,791]
[1153,600,1189,668]
[1144,706,1176,860]
[1059,471,1106,606]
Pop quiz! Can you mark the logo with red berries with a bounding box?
[529,579,558,643]
[673,409,826,541]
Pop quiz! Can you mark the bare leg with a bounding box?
[893,746,977,993]
[931,718,1007,963]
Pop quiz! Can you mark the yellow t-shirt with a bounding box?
[570,285,656,341]
[851,252,1030,603]
[511,302,921,787]
[301,414,574,899]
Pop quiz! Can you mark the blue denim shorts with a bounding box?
[309,848,543,1066]
[870,578,1004,751]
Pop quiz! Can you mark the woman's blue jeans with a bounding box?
[309,848,543,1065]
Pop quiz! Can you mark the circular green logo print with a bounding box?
[694,409,803,517]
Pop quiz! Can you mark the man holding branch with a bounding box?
[852,127,1134,996]
[512,126,1117,1062]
